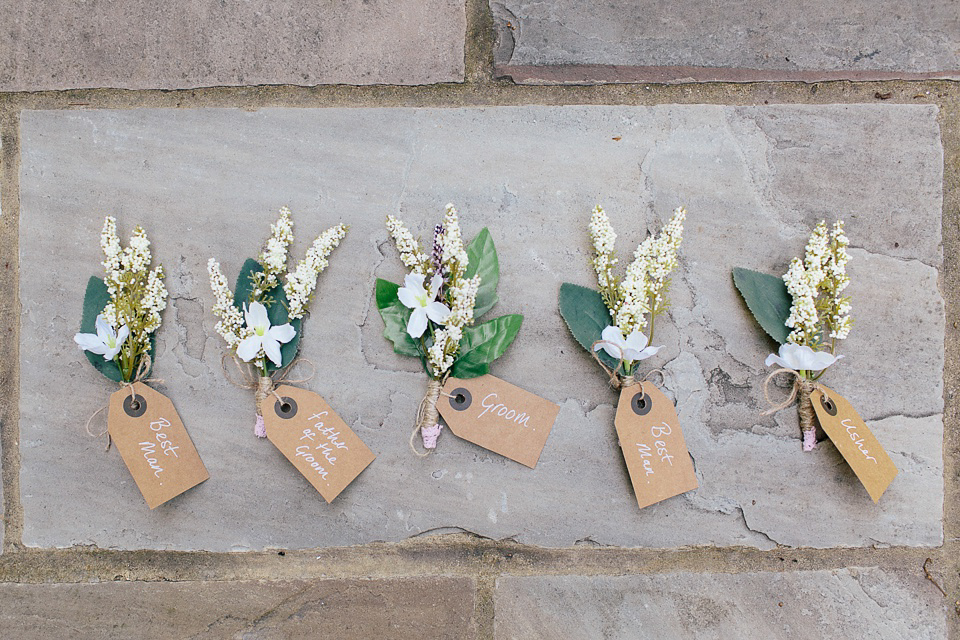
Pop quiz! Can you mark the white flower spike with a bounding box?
[236,301,296,367]
[398,273,451,338]
[74,314,129,361]
[594,325,662,364]
[765,343,844,372]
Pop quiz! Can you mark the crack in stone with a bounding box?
[737,506,782,547]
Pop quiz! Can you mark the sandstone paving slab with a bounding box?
[0,1,465,91]
[18,105,943,551]
[492,1,960,83]
[0,577,476,639]
[494,569,946,639]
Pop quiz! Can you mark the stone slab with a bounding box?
[18,105,943,550]
[495,569,946,639]
[0,1,466,91]
[0,577,476,639]
[492,1,960,83]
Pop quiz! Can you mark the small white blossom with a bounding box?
[427,328,456,375]
[236,301,296,367]
[208,258,250,349]
[439,204,468,281]
[284,223,348,319]
[386,214,431,275]
[254,207,295,299]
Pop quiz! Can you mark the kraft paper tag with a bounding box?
[810,385,898,503]
[438,375,560,468]
[107,382,209,509]
[263,384,375,503]
[614,382,698,509]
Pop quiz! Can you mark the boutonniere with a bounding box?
[209,208,374,503]
[75,217,208,508]
[734,220,897,501]
[377,205,555,465]
[559,206,698,508]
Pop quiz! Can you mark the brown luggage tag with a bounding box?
[262,384,376,503]
[614,382,698,509]
[810,385,898,503]
[107,382,209,509]
[438,375,560,468]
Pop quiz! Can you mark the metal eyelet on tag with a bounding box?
[631,391,652,416]
[274,396,298,419]
[123,393,147,418]
[449,387,472,411]
[819,393,838,416]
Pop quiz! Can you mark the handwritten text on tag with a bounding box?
[107,382,209,509]
[614,383,698,510]
[811,385,898,503]
[263,385,375,503]
[438,375,560,468]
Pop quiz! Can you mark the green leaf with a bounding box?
[79,276,155,382]
[557,282,618,370]
[732,267,791,345]
[232,257,301,372]
[463,227,499,319]
[374,279,421,358]
[79,276,124,382]
[375,278,401,311]
[233,257,263,307]
[451,314,523,379]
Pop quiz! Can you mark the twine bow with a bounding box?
[761,367,820,451]
[590,339,665,391]
[84,355,164,451]
[221,354,316,438]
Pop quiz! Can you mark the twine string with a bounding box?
[410,378,445,457]
[761,367,820,445]
[84,354,163,452]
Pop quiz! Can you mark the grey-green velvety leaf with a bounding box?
[450,314,523,379]
[732,267,791,345]
[557,282,618,370]
[463,227,499,319]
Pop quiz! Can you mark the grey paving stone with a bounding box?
[18,105,943,550]
[0,1,465,91]
[0,577,477,639]
[495,569,946,639]
[492,1,960,83]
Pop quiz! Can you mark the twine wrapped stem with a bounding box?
[762,368,819,451]
[411,378,445,457]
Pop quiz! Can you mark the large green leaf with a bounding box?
[375,278,422,358]
[375,278,401,311]
[557,282,618,370]
[232,257,301,372]
[463,227,499,319]
[450,314,523,379]
[732,267,791,345]
[79,276,155,382]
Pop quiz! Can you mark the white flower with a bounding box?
[765,343,844,372]
[594,325,662,363]
[398,273,451,338]
[74,315,129,361]
[236,301,296,367]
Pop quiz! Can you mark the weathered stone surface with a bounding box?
[495,569,946,639]
[19,105,943,550]
[492,1,960,83]
[0,1,465,91]
[0,577,476,639]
